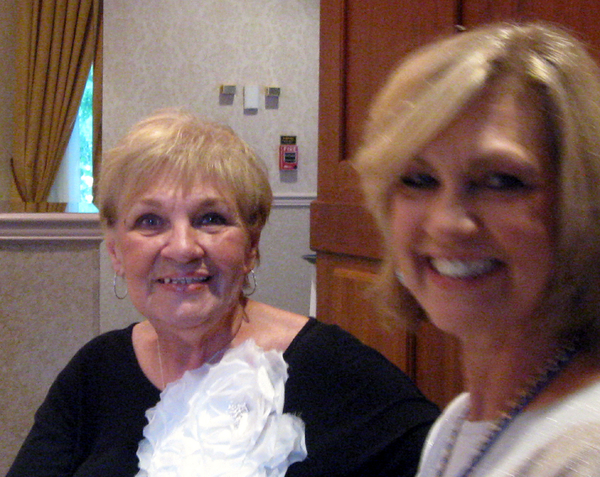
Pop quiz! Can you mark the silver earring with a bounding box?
[243,270,257,296]
[395,268,404,284]
[113,273,128,300]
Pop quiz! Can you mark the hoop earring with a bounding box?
[395,268,404,285]
[113,273,128,300]
[243,269,257,297]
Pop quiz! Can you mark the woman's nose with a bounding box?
[161,223,204,262]
[424,191,479,240]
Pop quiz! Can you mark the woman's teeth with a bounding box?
[430,258,499,278]
[159,277,209,285]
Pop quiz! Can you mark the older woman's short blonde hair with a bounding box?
[97,109,273,254]
[354,22,600,343]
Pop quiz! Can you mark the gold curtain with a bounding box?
[12,0,102,212]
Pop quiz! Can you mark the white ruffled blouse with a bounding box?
[136,339,307,477]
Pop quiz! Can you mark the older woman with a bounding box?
[8,110,439,477]
[354,22,600,476]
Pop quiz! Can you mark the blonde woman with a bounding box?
[355,22,600,477]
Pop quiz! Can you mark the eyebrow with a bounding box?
[412,150,544,171]
[125,195,237,217]
[468,152,546,177]
[138,195,231,206]
[401,156,432,169]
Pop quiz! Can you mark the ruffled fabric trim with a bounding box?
[136,339,307,477]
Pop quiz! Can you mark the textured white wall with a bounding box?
[102,0,320,320]
[103,0,319,196]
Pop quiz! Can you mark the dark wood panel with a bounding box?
[315,251,463,408]
[344,1,457,158]
[310,201,382,259]
[462,0,600,62]
[314,0,463,410]
[317,0,457,204]
[318,0,353,202]
[315,252,412,375]
[414,322,464,407]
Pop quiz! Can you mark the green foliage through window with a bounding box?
[78,66,95,206]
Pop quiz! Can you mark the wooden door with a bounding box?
[462,0,600,65]
[310,0,462,408]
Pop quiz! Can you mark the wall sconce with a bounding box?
[265,87,281,97]
[220,84,237,95]
[265,86,280,109]
[219,84,236,106]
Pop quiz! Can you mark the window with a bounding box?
[48,66,97,213]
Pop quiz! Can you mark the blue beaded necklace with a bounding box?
[435,340,579,477]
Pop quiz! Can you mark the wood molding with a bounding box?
[273,194,317,207]
[0,213,103,242]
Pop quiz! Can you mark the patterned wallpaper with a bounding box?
[104,0,320,198]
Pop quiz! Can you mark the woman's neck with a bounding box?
[460,325,563,421]
[152,300,248,386]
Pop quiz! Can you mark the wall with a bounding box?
[102,0,320,319]
[0,216,103,475]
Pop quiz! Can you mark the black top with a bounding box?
[8,319,439,477]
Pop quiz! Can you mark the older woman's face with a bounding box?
[106,177,255,331]
[389,81,556,339]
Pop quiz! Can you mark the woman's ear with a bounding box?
[105,231,125,276]
[244,237,260,273]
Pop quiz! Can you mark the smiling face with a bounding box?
[106,176,256,332]
[388,79,557,339]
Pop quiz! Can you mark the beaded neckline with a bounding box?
[435,340,579,477]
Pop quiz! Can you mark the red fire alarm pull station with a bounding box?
[279,136,298,170]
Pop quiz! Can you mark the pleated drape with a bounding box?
[12,0,102,212]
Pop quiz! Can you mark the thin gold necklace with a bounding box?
[154,305,247,391]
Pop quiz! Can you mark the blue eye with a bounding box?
[134,213,164,230]
[400,173,438,189]
[195,212,228,227]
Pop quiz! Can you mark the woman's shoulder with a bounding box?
[517,421,600,476]
[244,303,375,365]
[239,300,309,352]
[283,316,389,367]
[534,375,600,424]
[284,316,438,400]
[243,301,438,404]
[242,302,393,376]
[79,323,136,353]
[65,323,137,371]
[47,323,147,400]
[484,379,600,476]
